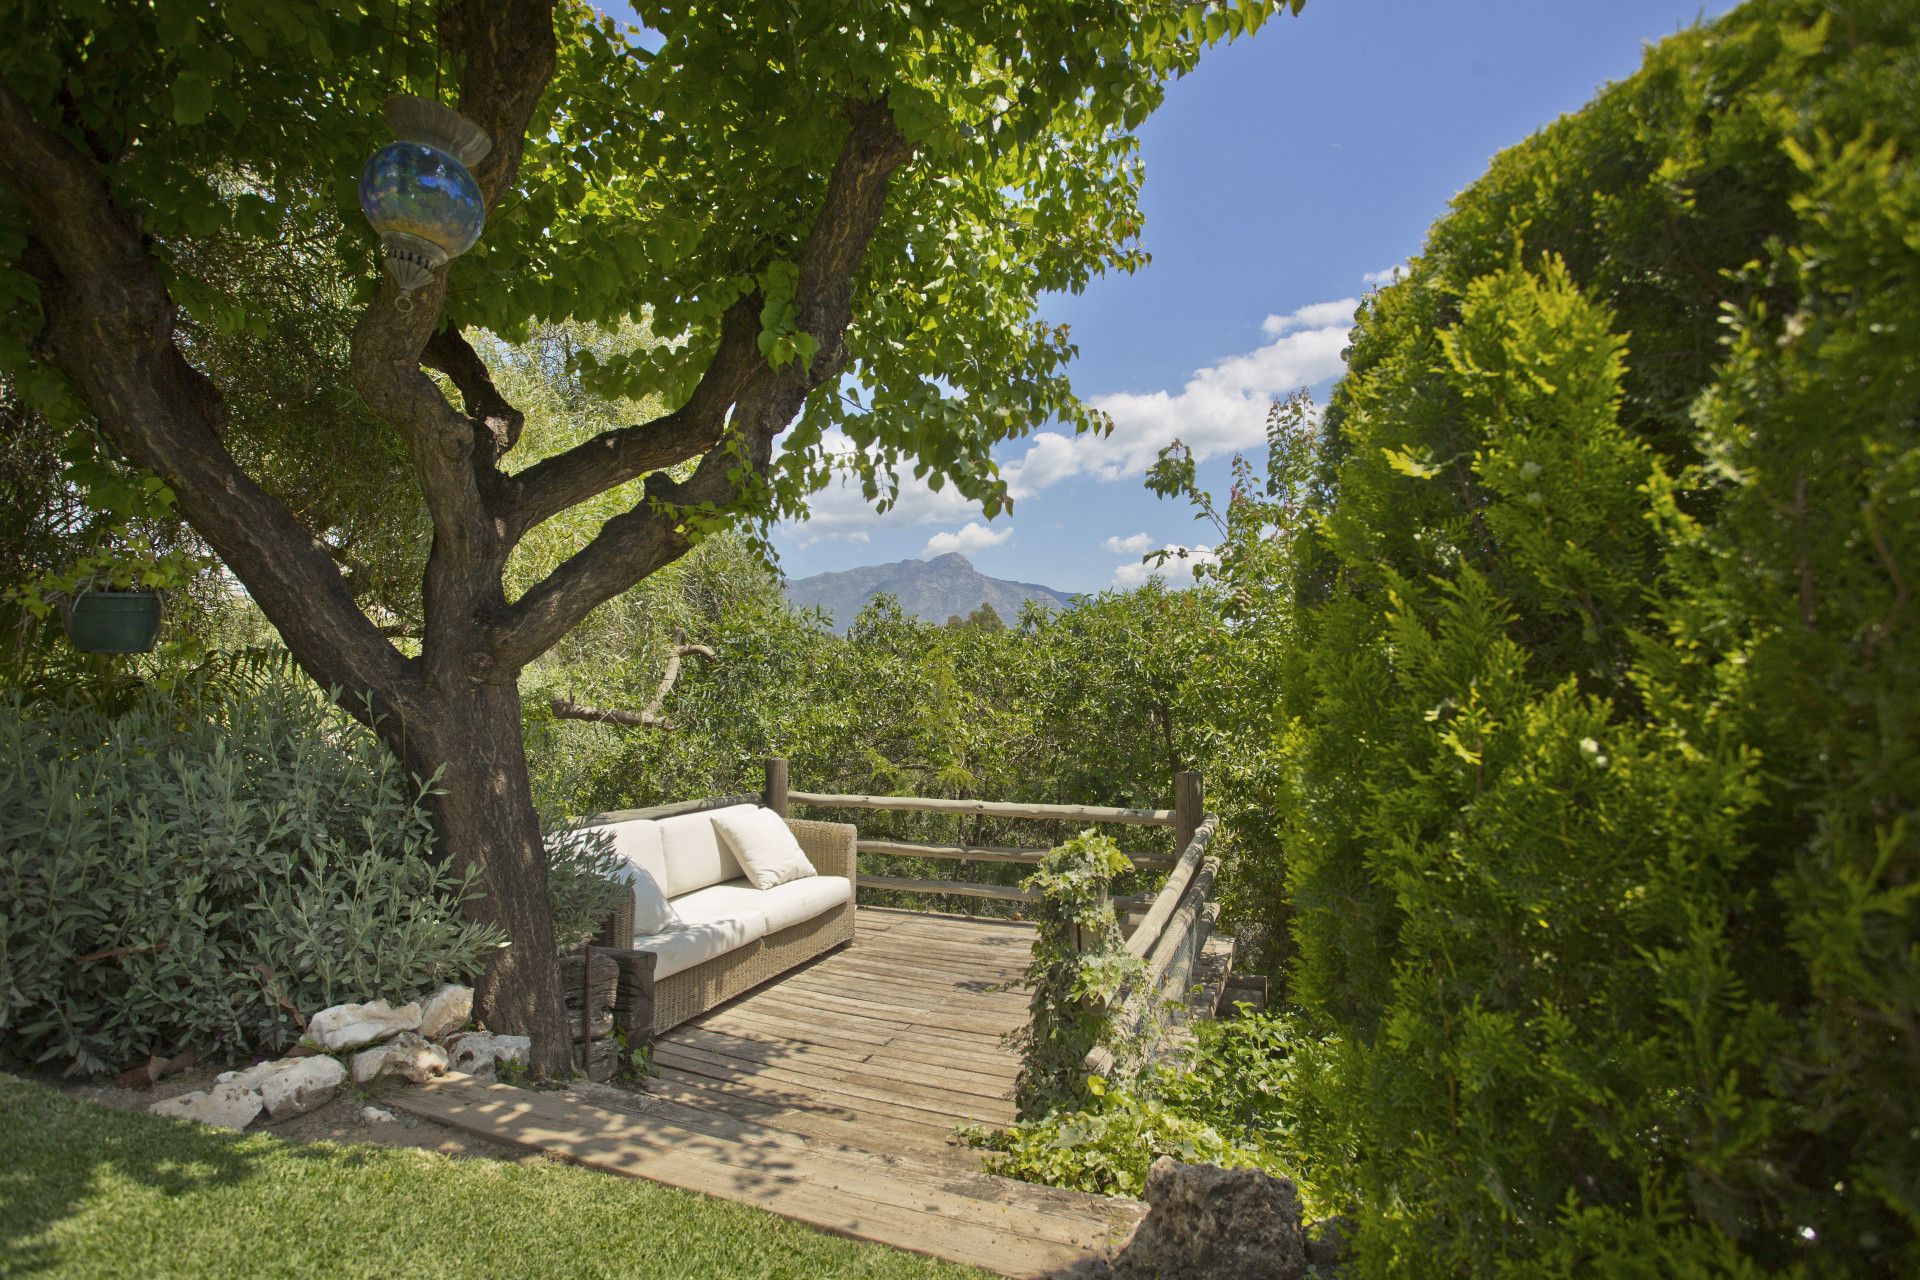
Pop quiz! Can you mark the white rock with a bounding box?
[218,1056,346,1121]
[416,984,474,1041]
[350,1032,450,1085]
[360,1105,398,1124]
[444,1031,531,1079]
[148,1082,263,1131]
[304,998,422,1051]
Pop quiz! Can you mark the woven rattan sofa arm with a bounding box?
[594,888,636,950]
[785,817,856,884]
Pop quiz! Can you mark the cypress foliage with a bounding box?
[1269,2,1920,1272]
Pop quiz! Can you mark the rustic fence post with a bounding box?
[764,757,789,818]
[1174,770,1204,856]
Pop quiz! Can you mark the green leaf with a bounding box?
[171,72,214,126]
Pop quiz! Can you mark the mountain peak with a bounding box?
[787,554,1070,632]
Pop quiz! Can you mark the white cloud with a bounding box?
[926,521,1011,556]
[998,297,1355,498]
[1113,543,1219,589]
[1263,298,1358,336]
[1363,263,1407,287]
[797,529,870,551]
[785,428,986,542]
[1103,532,1155,555]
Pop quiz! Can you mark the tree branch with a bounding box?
[548,636,716,730]
[501,294,764,541]
[424,326,525,466]
[0,82,415,708]
[488,99,913,671]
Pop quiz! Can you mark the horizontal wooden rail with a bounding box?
[1142,857,1219,994]
[861,874,1151,912]
[1123,815,1217,961]
[586,793,757,824]
[791,791,1177,827]
[858,838,1173,872]
[861,874,1042,904]
[1084,813,1223,1080]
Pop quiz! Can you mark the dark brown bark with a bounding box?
[388,681,569,1071]
[0,3,914,1080]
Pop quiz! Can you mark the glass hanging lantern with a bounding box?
[359,94,491,310]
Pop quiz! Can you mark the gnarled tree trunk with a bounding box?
[391,679,571,1071]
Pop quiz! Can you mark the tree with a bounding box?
[0,0,1294,1072]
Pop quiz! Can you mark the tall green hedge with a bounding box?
[1269,1,1919,1273]
[0,668,501,1076]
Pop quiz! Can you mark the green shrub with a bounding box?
[0,665,501,1075]
[1240,2,1920,1273]
[1006,830,1147,1116]
[969,1010,1297,1198]
[543,818,624,949]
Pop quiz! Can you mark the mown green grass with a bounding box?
[0,1073,980,1279]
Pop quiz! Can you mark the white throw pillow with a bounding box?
[620,863,685,936]
[710,807,817,891]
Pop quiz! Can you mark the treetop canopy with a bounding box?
[1,0,1293,530]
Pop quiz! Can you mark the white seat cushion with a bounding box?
[673,876,853,935]
[630,911,768,979]
[711,806,817,890]
[656,804,755,896]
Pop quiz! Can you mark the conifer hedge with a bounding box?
[1270,1,1919,1272]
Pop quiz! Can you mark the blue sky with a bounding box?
[597,2,1738,594]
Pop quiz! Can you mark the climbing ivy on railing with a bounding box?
[1006,829,1150,1118]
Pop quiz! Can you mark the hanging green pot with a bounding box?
[65,589,163,654]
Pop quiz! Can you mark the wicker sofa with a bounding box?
[586,804,856,1040]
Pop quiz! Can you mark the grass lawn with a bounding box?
[0,1073,984,1279]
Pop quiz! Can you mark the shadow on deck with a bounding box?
[391,908,1144,1278]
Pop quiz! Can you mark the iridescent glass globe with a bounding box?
[359,141,485,257]
[357,95,492,305]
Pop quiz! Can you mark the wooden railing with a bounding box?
[768,758,1204,915]
[1083,804,1222,1078]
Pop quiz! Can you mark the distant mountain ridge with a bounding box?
[786,553,1072,631]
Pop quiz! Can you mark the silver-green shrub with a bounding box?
[0,666,501,1075]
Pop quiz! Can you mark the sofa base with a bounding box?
[605,898,855,1041]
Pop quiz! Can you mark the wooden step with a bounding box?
[392,1073,1140,1278]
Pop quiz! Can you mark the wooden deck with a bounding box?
[393,907,1144,1277]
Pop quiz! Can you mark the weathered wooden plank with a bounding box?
[1121,815,1218,961]
[392,1075,1131,1274]
[653,1041,1016,1125]
[859,905,1038,935]
[648,1060,990,1135]
[633,1074,970,1162]
[860,874,1043,904]
[645,1073,966,1150]
[787,959,1027,1000]
[670,1025,1016,1102]
[792,791,1177,826]
[777,966,1027,1009]
[860,838,1173,872]
[744,982,1022,1037]
[705,1004,1015,1068]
